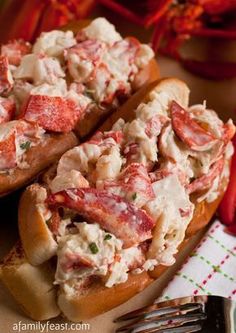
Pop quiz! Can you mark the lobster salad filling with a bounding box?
[35,85,235,289]
[0,17,154,172]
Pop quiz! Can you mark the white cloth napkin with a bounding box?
[158,220,236,301]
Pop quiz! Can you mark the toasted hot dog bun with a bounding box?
[0,132,78,197]
[18,183,57,266]
[15,78,231,321]
[19,78,190,266]
[58,272,153,321]
[0,242,60,320]
[0,20,159,196]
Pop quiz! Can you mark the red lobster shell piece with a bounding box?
[47,188,155,248]
[187,157,224,195]
[102,163,155,208]
[1,39,31,66]
[171,100,217,151]
[0,97,16,124]
[0,55,13,94]
[21,95,82,133]
[0,131,16,170]
[219,136,236,229]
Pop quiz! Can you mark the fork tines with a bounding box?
[144,324,203,333]
[115,303,203,322]
[115,303,206,333]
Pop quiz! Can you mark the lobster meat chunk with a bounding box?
[102,163,155,208]
[108,37,140,76]
[47,188,155,248]
[0,97,15,124]
[0,131,16,170]
[187,157,224,194]
[171,100,217,151]
[90,130,123,146]
[56,130,123,177]
[1,39,31,66]
[0,55,13,94]
[61,253,94,274]
[21,95,82,133]
[65,39,106,82]
[145,114,168,138]
[0,119,45,170]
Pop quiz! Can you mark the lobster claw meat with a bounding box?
[0,119,45,171]
[0,131,16,170]
[0,55,14,95]
[65,40,106,82]
[60,253,94,274]
[89,130,123,147]
[0,97,16,124]
[187,157,224,195]
[102,163,155,208]
[1,39,31,66]
[47,188,155,248]
[145,114,168,138]
[171,100,217,151]
[21,95,82,133]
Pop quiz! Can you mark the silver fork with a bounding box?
[114,296,235,333]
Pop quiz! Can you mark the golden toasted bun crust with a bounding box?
[58,272,153,321]
[18,184,57,266]
[0,132,78,197]
[0,242,60,320]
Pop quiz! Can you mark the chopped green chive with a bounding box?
[104,234,112,241]
[89,242,99,254]
[20,141,31,150]
[132,192,137,200]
